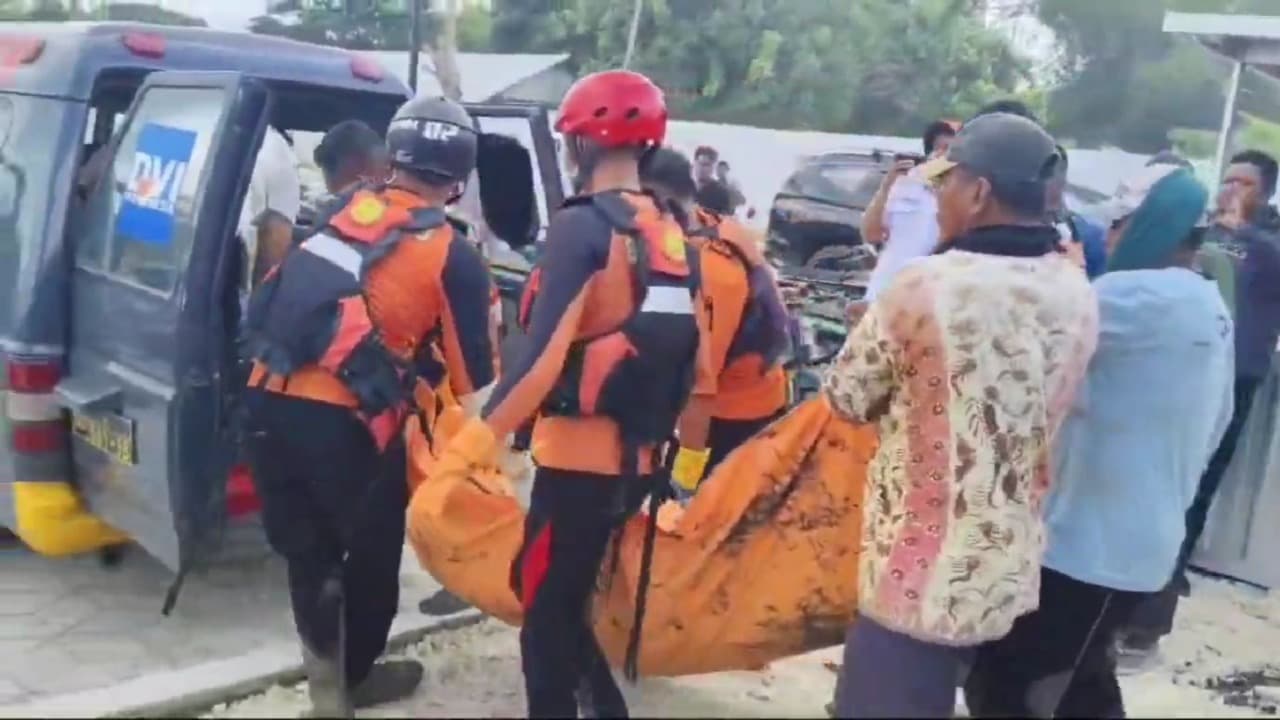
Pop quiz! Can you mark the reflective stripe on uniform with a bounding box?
[302,233,363,279]
[640,285,694,315]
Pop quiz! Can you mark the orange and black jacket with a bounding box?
[481,191,714,476]
[691,208,789,421]
[248,187,495,408]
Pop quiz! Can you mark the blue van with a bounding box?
[0,22,561,581]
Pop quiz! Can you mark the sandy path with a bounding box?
[210,575,1279,719]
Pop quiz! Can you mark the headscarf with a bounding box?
[1105,166,1208,273]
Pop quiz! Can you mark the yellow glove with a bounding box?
[671,446,711,493]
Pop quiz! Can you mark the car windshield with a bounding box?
[780,158,881,209]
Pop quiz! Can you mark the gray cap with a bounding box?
[919,112,1059,188]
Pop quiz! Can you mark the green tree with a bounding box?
[251,0,475,98]
[457,3,492,51]
[98,3,207,25]
[250,2,409,49]
[489,0,565,54]
[1037,0,1280,152]
[252,0,489,52]
[844,0,1034,133]
[491,0,1029,135]
[0,1,206,24]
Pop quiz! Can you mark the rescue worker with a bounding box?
[314,119,390,195]
[434,69,711,718]
[277,121,392,249]
[241,96,496,717]
[639,146,791,491]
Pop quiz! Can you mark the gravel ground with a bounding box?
[209,575,1279,719]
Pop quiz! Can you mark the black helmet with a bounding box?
[386,96,478,185]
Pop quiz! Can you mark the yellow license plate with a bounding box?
[71,411,137,466]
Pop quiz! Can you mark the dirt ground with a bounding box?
[209,575,1280,719]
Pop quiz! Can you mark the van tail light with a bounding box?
[0,36,45,66]
[227,464,261,518]
[7,357,67,456]
[9,359,60,393]
[122,32,166,59]
[350,55,384,83]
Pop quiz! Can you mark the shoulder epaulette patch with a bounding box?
[661,226,687,263]
[349,194,387,226]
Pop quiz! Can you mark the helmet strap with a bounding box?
[447,179,466,206]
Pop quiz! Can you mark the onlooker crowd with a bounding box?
[286,85,1278,719]
[692,145,749,216]
[822,98,1280,718]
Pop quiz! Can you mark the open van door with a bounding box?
[467,103,565,249]
[462,104,565,368]
[58,71,270,576]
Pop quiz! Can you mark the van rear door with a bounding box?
[462,104,565,365]
[58,71,270,571]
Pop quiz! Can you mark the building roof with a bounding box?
[1164,11,1280,44]
[360,51,569,102]
[1164,11,1280,77]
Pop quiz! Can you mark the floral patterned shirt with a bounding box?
[823,249,1098,645]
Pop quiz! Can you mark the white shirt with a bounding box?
[238,128,301,293]
[864,172,939,301]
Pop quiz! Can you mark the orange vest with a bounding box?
[693,209,789,421]
[249,188,456,415]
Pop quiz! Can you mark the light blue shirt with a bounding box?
[1043,268,1235,592]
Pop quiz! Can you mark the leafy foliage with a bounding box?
[240,0,1280,153]
[485,0,1031,134]
[1037,0,1280,153]
[0,0,206,25]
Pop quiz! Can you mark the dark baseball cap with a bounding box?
[919,112,1059,189]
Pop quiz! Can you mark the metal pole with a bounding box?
[1214,58,1245,183]
[408,0,422,94]
[622,0,642,69]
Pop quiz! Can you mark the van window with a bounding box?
[475,116,549,235]
[76,87,222,295]
[0,93,76,336]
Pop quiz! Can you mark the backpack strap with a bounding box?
[578,193,650,310]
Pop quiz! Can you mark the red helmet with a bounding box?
[555,70,667,148]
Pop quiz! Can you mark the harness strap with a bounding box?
[623,438,675,683]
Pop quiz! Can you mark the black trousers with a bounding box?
[513,467,650,719]
[703,409,786,481]
[834,615,972,718]
[965,568,1146,719]
[1176,375,1260,573]
[244,390,408,688]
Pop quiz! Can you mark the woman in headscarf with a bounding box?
[965,165,1236,718]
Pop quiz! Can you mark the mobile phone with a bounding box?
[894,152,925,166]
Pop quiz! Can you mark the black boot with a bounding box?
[300,643,353,719]
[576,652,628,718]
[351,659,425,709]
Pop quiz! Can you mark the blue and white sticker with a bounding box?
[115,123,197,247]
